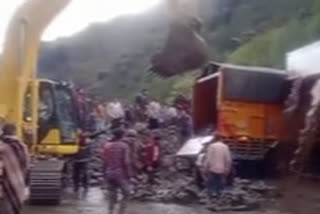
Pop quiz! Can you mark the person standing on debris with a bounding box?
[204,140,232,198]
[147,100,161,130]
[174,94,191,114]
[178,109,193,144]
[123,129,140,175]
[167,105,178,125]
[141,133,161,184]
[74,88,89,130]
[102,129,132,213]
[87,110,99,132]
[72,130,91,194]
[96,102,107,131]
[107,100,125,130]
[0,124,29,214]
[135,89,149,110]
[124,104,135,128]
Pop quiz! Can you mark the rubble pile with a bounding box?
[86,122,280,212]
[128,125,280,211]
[132,174,280,212]
[132,172,195,203]
[205,179,281,212]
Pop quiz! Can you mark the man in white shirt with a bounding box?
[107,101,124,119]
[147,101,161,129]
[203,140,232,197]
[107,101,125,130]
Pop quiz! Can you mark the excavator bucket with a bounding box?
[150,15,209,77]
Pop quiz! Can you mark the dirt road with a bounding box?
[24,187,296,214]
[25,176,320,214]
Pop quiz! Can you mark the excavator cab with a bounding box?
[23,80,79,155]
[38,81,78,155]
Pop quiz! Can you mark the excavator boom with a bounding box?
[0,0,71,135]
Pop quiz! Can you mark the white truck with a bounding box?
[286,41,320,75]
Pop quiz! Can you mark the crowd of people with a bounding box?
[0,89,233,214]
[71,90,233,213]
[70,90,196,213]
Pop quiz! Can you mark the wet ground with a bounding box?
[274,177,320,214]
[24,177,320,214]
[25,188,214,214]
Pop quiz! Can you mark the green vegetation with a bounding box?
[229,13,320,67]
[39,0,320,101]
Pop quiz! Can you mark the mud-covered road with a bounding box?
[24,178,320,214]
[23,187,293,214]
[25,188,215,214]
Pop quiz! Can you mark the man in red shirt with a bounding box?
[141,133,161,184]
[102,129,132,214]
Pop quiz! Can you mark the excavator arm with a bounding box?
[0,0,71,135]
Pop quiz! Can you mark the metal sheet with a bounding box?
[176,135,214,157]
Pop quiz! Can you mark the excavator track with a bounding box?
[29,159,65,205]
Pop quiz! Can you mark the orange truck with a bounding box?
[192,62,290,160]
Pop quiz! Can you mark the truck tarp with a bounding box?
[222,66,289,104]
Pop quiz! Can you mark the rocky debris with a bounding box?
[131,175,196,203]
[131,174,280,212]
[86,123,280,212]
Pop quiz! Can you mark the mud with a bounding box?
[19,184,290,214]
[275,178,320,214]
[24,177,320,214]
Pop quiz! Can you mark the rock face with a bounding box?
[285,74,320,175]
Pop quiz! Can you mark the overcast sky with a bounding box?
[0,0,162,49]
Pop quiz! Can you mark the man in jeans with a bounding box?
[102,129,132,214]
[204,140,232,198]
[72,131,91,194]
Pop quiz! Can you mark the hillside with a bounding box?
[229,0,320,67]
[38,0,319,101]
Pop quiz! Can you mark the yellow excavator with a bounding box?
[0,0,80,204]
[0,0,208,205]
